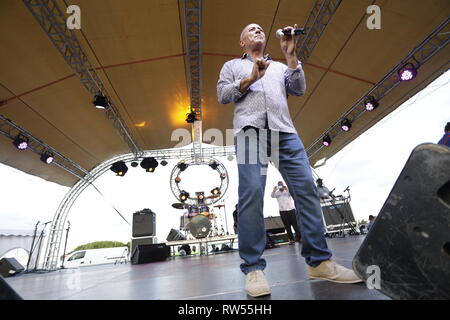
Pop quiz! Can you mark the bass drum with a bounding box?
[187,215,212,239]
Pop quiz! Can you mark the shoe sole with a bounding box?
[309,276,363,284]
[247,290,271,297]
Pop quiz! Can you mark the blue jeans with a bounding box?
[236,127,332,274]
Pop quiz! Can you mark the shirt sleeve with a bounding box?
[217,61,247,104]
[284,61,306,96]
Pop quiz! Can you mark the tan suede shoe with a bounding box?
[245,270,271,297]
[308,260,363,283]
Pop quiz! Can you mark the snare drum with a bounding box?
[188,205,199,218]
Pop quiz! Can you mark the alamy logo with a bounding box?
[366,265,381,289]
[66,5,81,30]
[366,5,381,30]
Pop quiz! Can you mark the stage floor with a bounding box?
[5,235,389,300]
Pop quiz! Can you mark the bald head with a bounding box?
[239,23,266,51]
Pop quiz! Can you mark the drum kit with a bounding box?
[172,201,228,239]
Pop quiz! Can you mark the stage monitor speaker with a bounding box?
[0,276,23,300]
[132,208,156,237]
[131,237,155,257]
[264,216,285,233]
[166,228,186,242]
[0,258,24,278]
[131,244,170,265]
[353,143,450,300]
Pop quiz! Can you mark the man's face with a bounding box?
[240,24,266,50]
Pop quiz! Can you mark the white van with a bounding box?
[64,247,129,268]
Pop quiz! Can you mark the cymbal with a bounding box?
[213,204,225,208]
[172,203,187,209]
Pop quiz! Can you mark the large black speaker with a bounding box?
[0,257,24,278]
[0,276,23,300]
[353,143,450,300]
[131,244,170,265]
[166,228,186,241]
[131,237,156,257]
[132,208,156,237]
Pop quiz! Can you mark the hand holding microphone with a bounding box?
[275,27,306,39]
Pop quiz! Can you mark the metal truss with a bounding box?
[184,0,203,164]
[42,144,235,270]
[184,0,202,120]
[306,17,450,161]
[22,0,142,157]
[0,115,89,180]
[296,0,342,63]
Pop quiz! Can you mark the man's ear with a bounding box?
[239,40,245,49]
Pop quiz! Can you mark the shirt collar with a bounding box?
[241,53,272,61]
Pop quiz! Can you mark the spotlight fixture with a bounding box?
[340,118,352,132]
[364,96,379,111]
[220,173,227,180]
[322,134,332,147]
[186,111,197,123]
[398,63,417,82]
[40,152,54,164]
[227,155,234,161]
[131,162,139,168]
[175,177,181,184]
[179,190,190,202]
[12,134,29,150]
[93,94,109,109]
[140,157,158,172]
[211,187,221,196]
[160,160,168,166]
[177,162,188,172]
[209,161,218,170]
[110,161,128,176]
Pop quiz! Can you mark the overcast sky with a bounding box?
[1,69,449,262]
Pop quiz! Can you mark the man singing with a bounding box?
[217,23,361,297]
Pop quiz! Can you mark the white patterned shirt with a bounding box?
[217,53,306,135]
[271,189,296,211]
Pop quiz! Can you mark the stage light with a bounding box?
[177,162,188,171]
[140,157,158,172]
[220,173,227,180]
[186,111,197,123]
[111,161,128,176]
[227,155,234,161]
[364,96,379,111]
[209,161,218,170]
[93,94,108,109]
[12,134,29,150]
[175,177,181,184]
[40,152,54,164]
[211,187,221,196]
[340,118,352,132]
[180,190,190,202]
[398,63,417,82]
[160,160,168,166]
[322,135,332,147]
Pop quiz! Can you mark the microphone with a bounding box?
[275,28,306,39]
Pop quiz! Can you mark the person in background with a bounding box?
[437,122,450,147]
[271,181,302,244]
[316,178,332,200]
[367,215,376,231]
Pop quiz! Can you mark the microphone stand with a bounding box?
[33,221,51,272]
[26,221,39,273]
[60,221,71,269]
